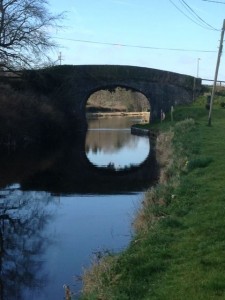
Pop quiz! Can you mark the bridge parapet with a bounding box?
[34,64,200,90]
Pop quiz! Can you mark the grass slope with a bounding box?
[146,107,225,300]
[81,100,225,300]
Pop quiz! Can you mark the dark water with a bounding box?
[0,116,157,300]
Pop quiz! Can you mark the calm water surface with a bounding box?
[0,116,157,300]
[86,117,150,169]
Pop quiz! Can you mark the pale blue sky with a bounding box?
[48,0,225,80]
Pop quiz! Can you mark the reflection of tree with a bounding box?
[0,186,54,300]
[86,129,138,154]
[92,145,99,154]
[106,161,137,171]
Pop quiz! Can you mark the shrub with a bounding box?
[187,156,213,171]
[0,84,69,147]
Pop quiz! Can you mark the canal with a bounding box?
[0,116,158,300]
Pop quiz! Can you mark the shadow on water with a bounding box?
[0,134,158,195]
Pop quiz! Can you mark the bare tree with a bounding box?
[0,0,64,70]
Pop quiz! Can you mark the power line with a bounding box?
[169,0,210,29]
[169,0,219,30]
[53,37,217,53]
[179,0,218,30]
[202,0,225,3]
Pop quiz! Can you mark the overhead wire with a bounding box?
[169,0,219,30]
[202,0,225,3]
[53,1,221,56]
[53,37,217,53]
[179,0,219,30]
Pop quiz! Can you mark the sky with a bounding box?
[47,0,225,81]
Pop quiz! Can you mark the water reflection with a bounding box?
[0,137,156,195]
[0,116,158,299]
[0,186,55,300]
[86,116,150,169]
[0,185,144,300]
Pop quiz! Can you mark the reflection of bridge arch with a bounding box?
[83,135,151,174]
[80,141,158,194]
[19,134,159,195]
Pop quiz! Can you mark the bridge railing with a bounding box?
[202,78,225,86]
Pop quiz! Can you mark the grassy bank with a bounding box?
[80,99,225,299]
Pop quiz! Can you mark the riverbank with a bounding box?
[80,100,225,299]
[86,111,150,120]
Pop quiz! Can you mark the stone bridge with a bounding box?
[23,65,202,131]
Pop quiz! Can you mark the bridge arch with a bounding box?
[85,84,151,116]
[85,84,150,103]
[24,65,202,132]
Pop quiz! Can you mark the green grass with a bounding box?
[81,99,225,300]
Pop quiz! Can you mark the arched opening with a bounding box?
[85,87,151,170]
[86,86,150,116]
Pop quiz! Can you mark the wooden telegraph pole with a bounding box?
[58,52,62,65]
[208,19,225,126]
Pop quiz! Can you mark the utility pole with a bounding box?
[197,58,201,78]
[193,58,201,101]
[58,52,62,65]
[208,19,225,126]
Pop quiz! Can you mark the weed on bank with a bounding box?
[80,101,225,300]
